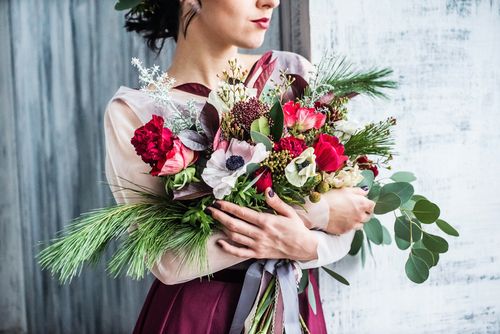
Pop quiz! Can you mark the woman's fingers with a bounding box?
[264,187,296,218]
[213,200,265,227]
[221,227,256,248]
[208,207,261,239]
[353,223,364,231]
[217,239,256,258]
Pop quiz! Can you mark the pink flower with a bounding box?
[283,101,326,132]
[152,139,197,176]
[313,134,348,172]
[213,127,229,151]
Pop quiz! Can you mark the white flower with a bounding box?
[201,139,269,199]
[207,82,257,117]
[324,164,364,188]
[285,147,318,187]
[332,119,360,141]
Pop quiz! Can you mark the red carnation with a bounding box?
[254,167,273,193]
[313,134,348,172]
[274,136,308,158]
[131,115,174,166]
[356,155,379,177]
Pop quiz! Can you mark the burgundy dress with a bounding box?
[132,266,327,333]
[124,50,329,333]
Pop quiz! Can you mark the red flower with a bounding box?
[313,134,348,172]
[282,101,326,131]
[131,115,174,166]
[151,138,198,176]
[254,167,272,193]
[274,136,308,158]
[356,155,379,177]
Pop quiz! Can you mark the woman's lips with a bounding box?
[251,18,270,29]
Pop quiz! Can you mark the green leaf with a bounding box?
[422,232,448,253]
[379,182,414,204]
[436,219,459,237]
[400,199,416,211]
[367,182,381,200]
[411,248,434,268]
[356,170,375,190]
[268,100,284,141]
[413,199,440,224]
[307,278,317,315]
[250,116,270,136]
[395,236,411,250]
[250,131,273,151]
[374,192,401,214]
[381,225,392,245]
[363,217,384,245]
[411,194,427,202]
[114,0,142,10]
[394,216,422,243]
[390,171,416,183]
[405,253,429,283]
[349,230,364,255]
[298,269,309,294]
[322,266,350,285]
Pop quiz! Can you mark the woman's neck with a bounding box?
[166,32,259,90]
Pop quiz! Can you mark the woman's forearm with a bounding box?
[150,230,250,285]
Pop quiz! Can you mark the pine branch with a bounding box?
[309,54,399,99]
[343,118,397,159]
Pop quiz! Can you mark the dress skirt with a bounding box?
[133,267,328,334]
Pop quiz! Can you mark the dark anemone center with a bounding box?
[296,160,310,170]
[226,155,245,171]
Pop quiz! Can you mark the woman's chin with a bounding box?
[238,36,266,50]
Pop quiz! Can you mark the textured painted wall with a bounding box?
[309,1,500,333]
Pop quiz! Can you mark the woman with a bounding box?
[104,0,375,332]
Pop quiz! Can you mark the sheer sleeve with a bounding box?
[104,98,248,285]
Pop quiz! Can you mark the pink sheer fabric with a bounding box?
[103,50,355,285]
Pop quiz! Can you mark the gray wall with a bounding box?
[0,1,288,333]
[310,1,500,333]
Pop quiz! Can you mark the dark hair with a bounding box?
[124,0,182,54]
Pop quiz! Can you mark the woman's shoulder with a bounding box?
[269,50,315,80]
[104,86,158,126]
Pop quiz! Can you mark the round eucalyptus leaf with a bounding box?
[382,225,392,245]
[390,171,417,183]
[368,183,381,200]
[405,253,429,283]
[356,170,375,190]
[401,199,416,211]
[395,236,411,250]
[374,192,401,214]
[411,248,434,268]
[436,219,459,237]
[432,252,440,266]
[413,199,440,224]
[349,230,364,255]
[411,194,427,202]
[394,216,422,243]
[380,182,415,204]
[422,232,449,253]
[363,218,384,245]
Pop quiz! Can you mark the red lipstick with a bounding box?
[251,17,270,29]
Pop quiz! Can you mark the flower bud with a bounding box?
[309,191,321,203]
[317,181,330,193]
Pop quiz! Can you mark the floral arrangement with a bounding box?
[37,53,459,333]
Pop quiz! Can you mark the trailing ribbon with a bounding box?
[229,259,301,334]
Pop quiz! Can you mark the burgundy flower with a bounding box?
[313,134,348,172]
[274,136,308,158]
[254,166,273,193]
[356,155,379,177]
[131,115,174,166]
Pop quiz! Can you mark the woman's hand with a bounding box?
[321,186,375,235]
[206,187,319,262]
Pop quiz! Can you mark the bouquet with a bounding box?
[37,52,459,333]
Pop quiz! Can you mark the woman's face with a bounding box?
[193,0,280,49]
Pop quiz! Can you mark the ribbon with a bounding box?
[229,259,301,334]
